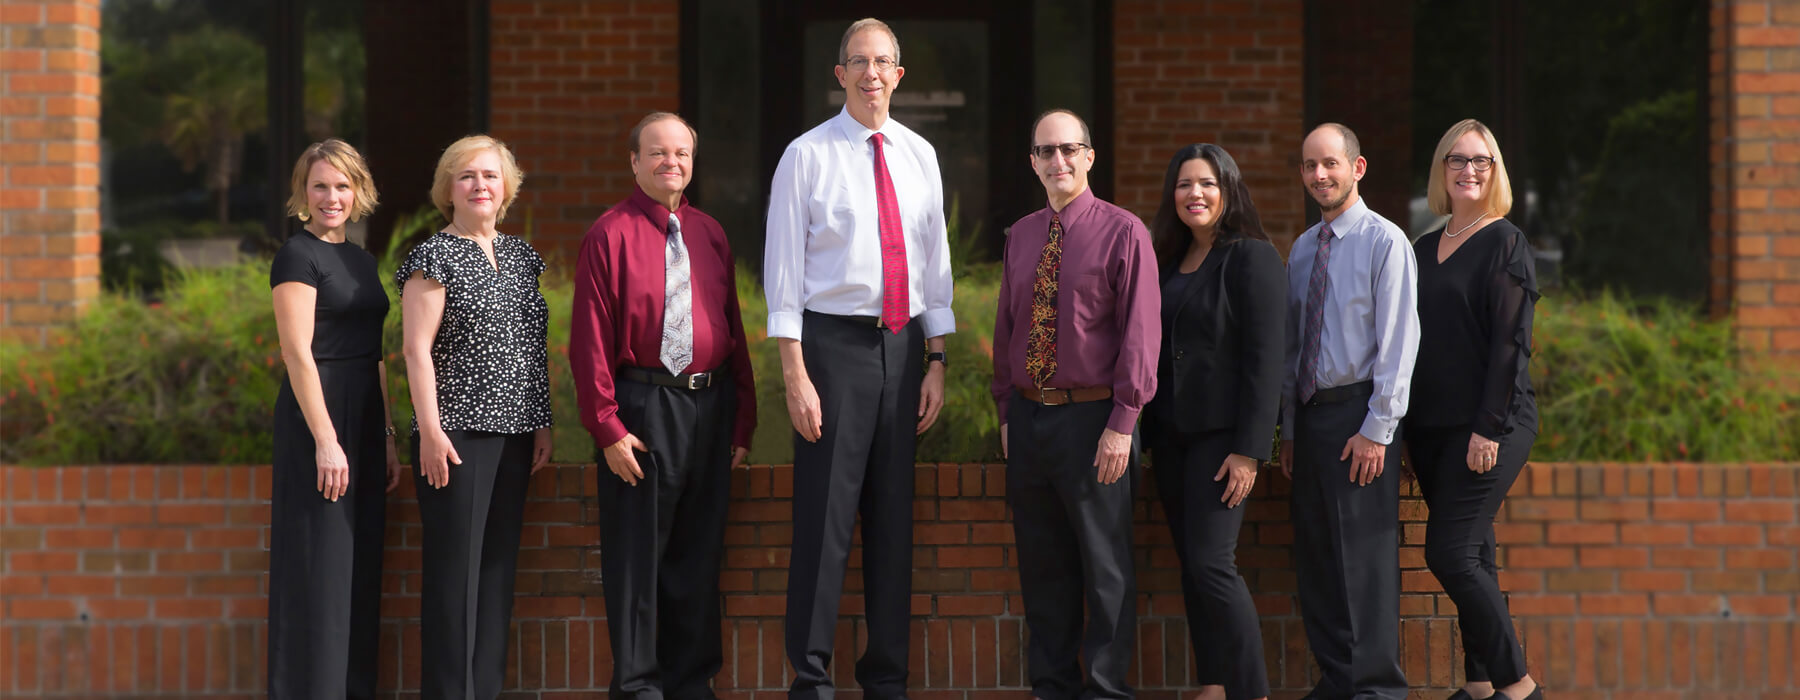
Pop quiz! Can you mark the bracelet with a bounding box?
[384,425,396,437]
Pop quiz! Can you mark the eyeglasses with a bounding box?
[1444,154,1496,172]
[842,56,899,73]
[1031,142,1091,160]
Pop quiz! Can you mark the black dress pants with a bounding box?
[1149,428,1269,700]
[268,359,387,700]
[599,372,737,700]
[413,429,534,700]
[785,312,923,700]
[1291,390,1406,700]
[1007,394,1136,700]
[1408,423,1533,687]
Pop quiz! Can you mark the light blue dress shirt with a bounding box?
[1280,197,1420,445]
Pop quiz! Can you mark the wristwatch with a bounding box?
[925,351,948,368]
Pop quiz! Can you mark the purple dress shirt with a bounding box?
[990,188,1161,435]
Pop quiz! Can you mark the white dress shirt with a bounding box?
[1280,197,1420,445]
[763,108,957,340]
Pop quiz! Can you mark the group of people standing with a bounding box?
[264,17,1543,700]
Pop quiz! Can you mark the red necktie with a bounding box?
[871,133,909,333]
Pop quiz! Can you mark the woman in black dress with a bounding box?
[399,134,554,699]
[268,138,403,700]
[1142,144,1285,700]
[1406,119,1541,700]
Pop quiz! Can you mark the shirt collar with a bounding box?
[626,185,687,222]
[1322,196,1369,237]
[1049,187,1097,222]
[833,106,893,146]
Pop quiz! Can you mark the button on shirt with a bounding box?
[1279,197,1420,445]
[990,189,1161,435]
[568,187,757,450]
[763,108,956,340]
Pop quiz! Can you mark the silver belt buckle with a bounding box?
[686,373,705,390]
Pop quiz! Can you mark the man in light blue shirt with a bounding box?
[1278,122,1419,700]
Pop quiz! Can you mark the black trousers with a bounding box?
[1148,428,1268,700]
[268,359,387,700]
[599,373,737,700]
[1007,394,1137,700]
[1291,392,1406,700]
[1409,423,1533,687]
[786,312,923,700]
[413,429,534,700]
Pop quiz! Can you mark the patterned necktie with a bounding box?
[1025,214,1063,387]
[659,212,693,375]
[871,133,909,333]
[1298,223,1334,402]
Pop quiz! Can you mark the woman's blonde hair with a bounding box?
[430,134,525,223]
[286,139,378,222]
[1427,118,1513,217]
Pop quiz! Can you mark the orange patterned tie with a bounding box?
[1025,214,1062,387]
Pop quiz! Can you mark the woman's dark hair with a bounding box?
[1149,143,1268,271]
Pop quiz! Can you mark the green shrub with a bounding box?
[3,259,1794,465]
[1530,291,1799,461]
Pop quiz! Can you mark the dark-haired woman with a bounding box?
[1405,119,1541,700]
[1142,143,1284,700]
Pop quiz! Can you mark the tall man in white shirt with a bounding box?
[1278,123,1419,700]
[762,18,954,700]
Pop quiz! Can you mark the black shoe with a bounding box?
[1447,691,1473,700]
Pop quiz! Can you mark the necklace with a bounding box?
[1444,213,1489,239]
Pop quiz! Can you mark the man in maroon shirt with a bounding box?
[990,109,1160,700]
[569,112,757,700]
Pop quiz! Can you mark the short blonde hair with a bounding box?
[286,139,378,223]
[1428,119,1513,217]
[838,18,900,65]
[430,134,525,223]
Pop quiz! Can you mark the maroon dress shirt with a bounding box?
[990,188,1161,435]
[570,187,757,449]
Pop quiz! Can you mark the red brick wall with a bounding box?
[1719,0,1800,360]
[0,0,102,345]
[1310,1,1414,237]
[1111,0,1306,254]
[488,0,680,263]
[4,462,1798,698]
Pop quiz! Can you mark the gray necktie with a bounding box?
[659,212,693,375]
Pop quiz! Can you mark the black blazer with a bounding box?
[1143,237,1287,460]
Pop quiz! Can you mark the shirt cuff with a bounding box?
[1106,404,1140,436]
[768,311,804,341]
[919,307,956,338]
[1358,414,1398,445]
[589,415,628,450]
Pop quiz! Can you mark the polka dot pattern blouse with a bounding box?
[397,231,554,435]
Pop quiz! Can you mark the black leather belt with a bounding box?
[620,366,717,390]
[1305,380,1374,406]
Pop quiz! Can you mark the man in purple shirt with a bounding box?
[569,112,757,700]
[990,109,1160,700]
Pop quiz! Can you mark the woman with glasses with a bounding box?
[1141,143,1284,700]
[1405,119,1541,700]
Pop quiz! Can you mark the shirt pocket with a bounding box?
[1069,271,1115,331]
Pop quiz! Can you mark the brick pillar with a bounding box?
[488,0,679,261]
[1,0,102,345]
[1112,0,1306,253]
[1719,1,1800,361]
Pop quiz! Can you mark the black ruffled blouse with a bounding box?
[1408,218,1541,439]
